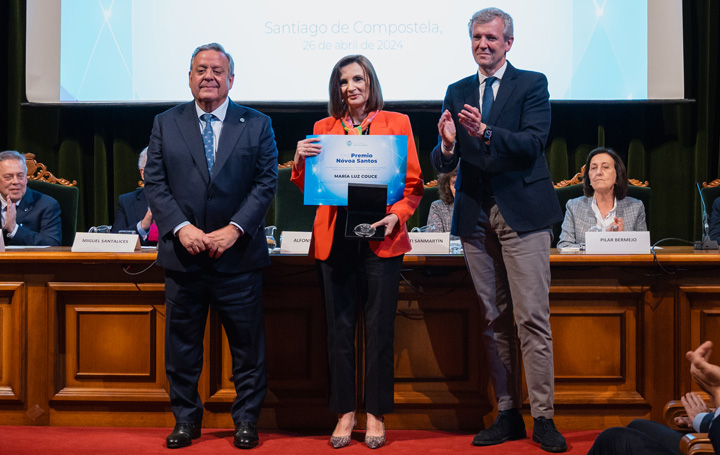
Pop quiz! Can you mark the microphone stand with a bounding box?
[694,183,719,250]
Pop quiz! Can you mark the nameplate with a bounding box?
[280,231,312,254]
[585,231,651,254]
[71,233,141,252]
[407,232,450,255]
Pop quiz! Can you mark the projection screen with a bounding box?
[26,0,684,103]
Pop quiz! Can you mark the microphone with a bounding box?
[694,182,719,250]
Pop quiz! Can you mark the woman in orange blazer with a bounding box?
[292,55,423,449]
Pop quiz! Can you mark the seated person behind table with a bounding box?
[111,147,157,245]
[557,147,646,250]
[709,197,720,242]
[426,168,456,232]
[1,150,62,246]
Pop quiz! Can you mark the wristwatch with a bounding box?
[483,126,493,141]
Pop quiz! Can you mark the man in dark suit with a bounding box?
[709,197,720,242]
[431,8,565,453]
[111,147,157,245]
[144,43,278,450]
[1,150,61,246]
[586,343,720,454]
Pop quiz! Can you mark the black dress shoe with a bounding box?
[234,421,259,449]
[166,423,201,449]
[532,417,567,453]
[472,408,526,446]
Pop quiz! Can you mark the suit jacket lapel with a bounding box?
[213,101,247,178]
[135,190,147,222]
[463,73,481,108]
[174,102,209,185]
[489,62,517,124]
[15,189,36,225]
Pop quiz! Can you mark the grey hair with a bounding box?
[468,7,514,41]
[138,147,148,170]
[0,150,28,173]
[190,43,234,75]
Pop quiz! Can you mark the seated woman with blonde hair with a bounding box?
[557,147,646,250]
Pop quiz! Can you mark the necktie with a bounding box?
[201,113,216,174]
[481,76,497,121]
[148,223,158,243]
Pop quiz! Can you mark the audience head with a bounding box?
[438,168,458,204]
[189,43,234,112]
[0,150,28,203]
[582,147,628,199]
[328,55,383,119]
[138,147,148,170]
[138,147,148,181]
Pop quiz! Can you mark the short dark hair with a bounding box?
[582,147,628,199]
[0,150,27,173]
[438,168,457,204]
[328,55,383,119]
[468,7,514,41]
[190,43,234,75]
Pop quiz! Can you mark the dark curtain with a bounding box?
[2,0,719,243]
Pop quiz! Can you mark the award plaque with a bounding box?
[303,135,407,206]
[345,183,387,241]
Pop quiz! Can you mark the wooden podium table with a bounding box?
[1,247,719,430]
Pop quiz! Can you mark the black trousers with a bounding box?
[164,268,267,425]
[586,419,683,455]
[318,213,403,415]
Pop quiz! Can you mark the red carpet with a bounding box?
[0,426,599,454]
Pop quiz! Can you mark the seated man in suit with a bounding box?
[111,147,157,245]
[709,197,720,242]
[1,150,62,246]
[587,342,720,454]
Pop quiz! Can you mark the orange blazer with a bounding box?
[291,110,424,260]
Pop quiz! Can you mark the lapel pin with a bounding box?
[239,118,245,123]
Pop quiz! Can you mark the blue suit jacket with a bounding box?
[4,188,61,246]
[111,187,154,245]
[709,197,720,242]
[144,100,278,273]
[711,414,720,454]
[431,62,562,236]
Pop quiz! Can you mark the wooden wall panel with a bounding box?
[48,282,168,403]
[203,271,335,429]
[74,308,154,378]
[549,286,645,406]
[0,282,24,404]
[552,312,624,380]
[1,248,720,430]
[394,308,468,380]
[390,272,492,431]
